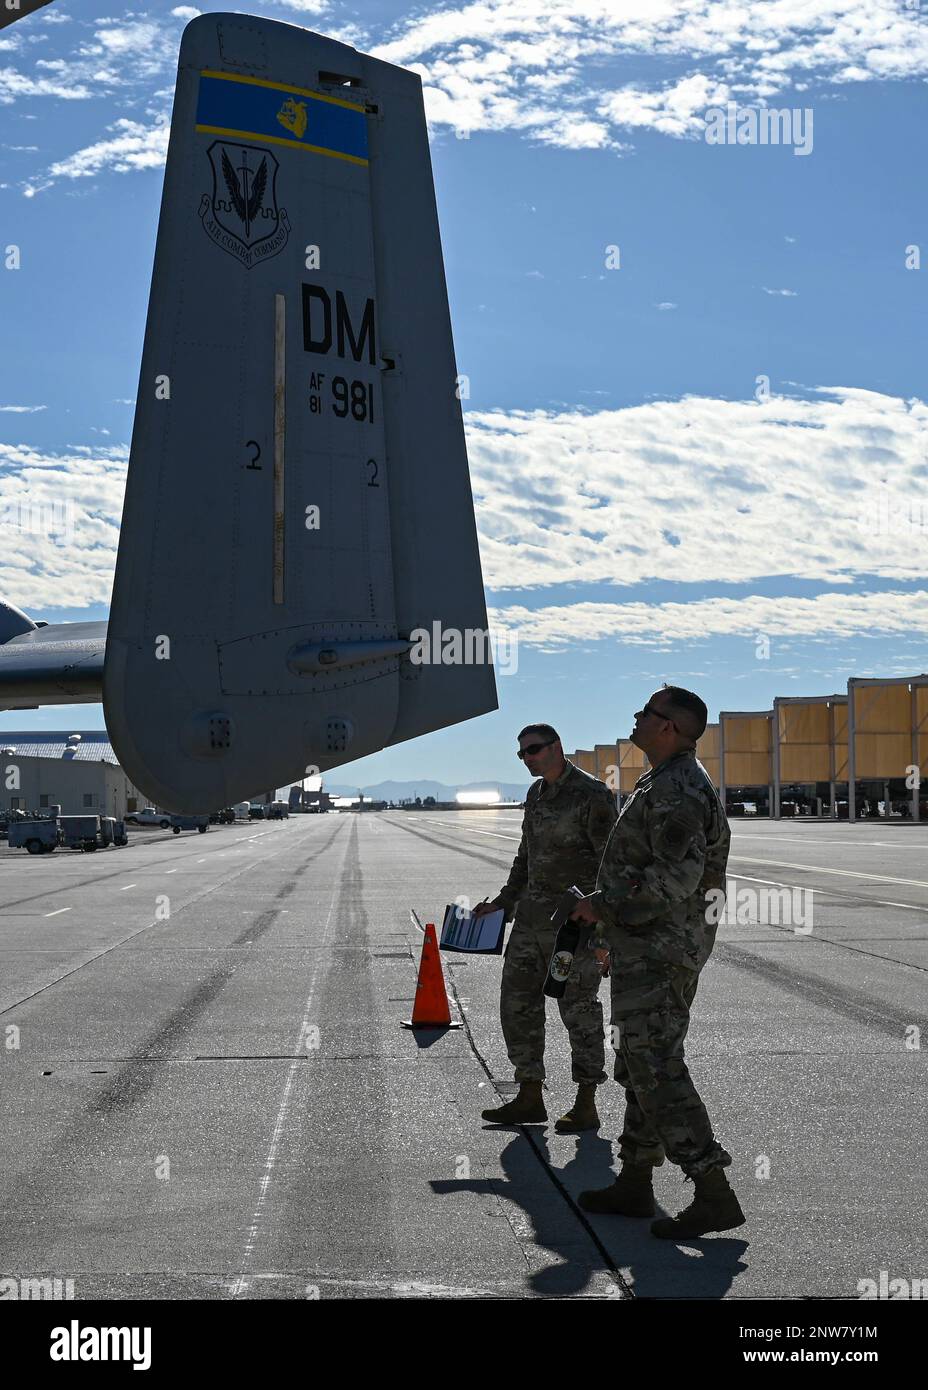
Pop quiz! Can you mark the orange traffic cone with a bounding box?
[401,922,462,1029]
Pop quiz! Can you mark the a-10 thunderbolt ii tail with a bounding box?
[0,12,497,811]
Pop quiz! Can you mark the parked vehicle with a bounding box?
[95,817,128,847]
[170,814,210,834]
[7,819,60,854]
[232,802,251,819]
[268,801,290,819]
[59,815,104,851]
[248,805,267,819]
[125,807,172,828]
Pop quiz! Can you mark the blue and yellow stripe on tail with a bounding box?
[195,69,369,166]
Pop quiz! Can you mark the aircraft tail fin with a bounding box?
[103,14,497,813]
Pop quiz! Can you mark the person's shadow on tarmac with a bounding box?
[431,1126,748,1298]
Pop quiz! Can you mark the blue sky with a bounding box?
[1,0,927,787]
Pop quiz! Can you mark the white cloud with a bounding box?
[465,386,928,591]
[0,405,46,413]
[15,14,181,113]
[600,72,732,138]
[269,1,331,11]
[0,441,128,610]
[170,6,201,17]
[656,301,677,310]
[490,590,928,649]
[372,1,928,151]
[3,387,925,644]
[90,21,163,58]
[23,118,170,195]
[763,286,798,295]
[0,65,91,103]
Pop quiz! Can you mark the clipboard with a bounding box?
[439,903,505,954]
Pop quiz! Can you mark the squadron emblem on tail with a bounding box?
[198,140,290,268]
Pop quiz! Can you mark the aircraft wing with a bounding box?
[103,12,497,813]
[0,2,55,34]
[0,600,106,710]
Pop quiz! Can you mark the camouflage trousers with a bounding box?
[608,955,731,1178]
[500,908,606,1085]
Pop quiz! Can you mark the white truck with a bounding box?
[125,807,173,828]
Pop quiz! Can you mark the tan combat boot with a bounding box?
[481,1080,547,1124]
[554,1082,600,1133]
[650,1166,745,1238]
[578,1161,656,1216]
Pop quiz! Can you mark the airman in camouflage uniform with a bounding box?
[572,687,746,1238]
[473,724,617,1131]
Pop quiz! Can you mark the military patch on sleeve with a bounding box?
[656,808,703,860]
[588,799,617,841]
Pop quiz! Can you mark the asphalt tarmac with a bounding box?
[1,811,925,1300]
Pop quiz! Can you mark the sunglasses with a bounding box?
[638,703,680,732]
[517,738,556,760]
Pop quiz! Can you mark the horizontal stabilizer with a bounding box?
[0,618,107,709]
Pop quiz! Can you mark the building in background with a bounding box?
[847,676,928,822]
[773,694,847,818]
[0,731,147,818]
[565,671,928,821]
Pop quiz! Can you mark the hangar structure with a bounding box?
[565,671,928,821]
[846,675,928,822]
[772,694,847,818]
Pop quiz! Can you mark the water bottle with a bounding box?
[543,886,590,998]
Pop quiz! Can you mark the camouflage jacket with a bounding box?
[595,750,730,971]
[497,760,618,938]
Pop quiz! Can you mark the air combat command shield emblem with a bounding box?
[198,140,290,268]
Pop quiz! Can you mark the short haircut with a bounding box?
[660,685,708,741]
[517,723,560,745]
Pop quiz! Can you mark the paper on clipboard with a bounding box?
[439,903,505,954]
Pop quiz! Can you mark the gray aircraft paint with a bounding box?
[0,600,105,708]
[98,13,496,813]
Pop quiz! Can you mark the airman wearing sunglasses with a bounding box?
[472,723,618,1131]
[568,685,743,1239]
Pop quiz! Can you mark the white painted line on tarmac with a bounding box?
[119,884,137,890]
[44,907,72,917]
[228,829,347,1299]
[733,873,928,916]
[407,816,928,894]
[733,833,927,848]
[408,817,520,841]
[729,854,928,892]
